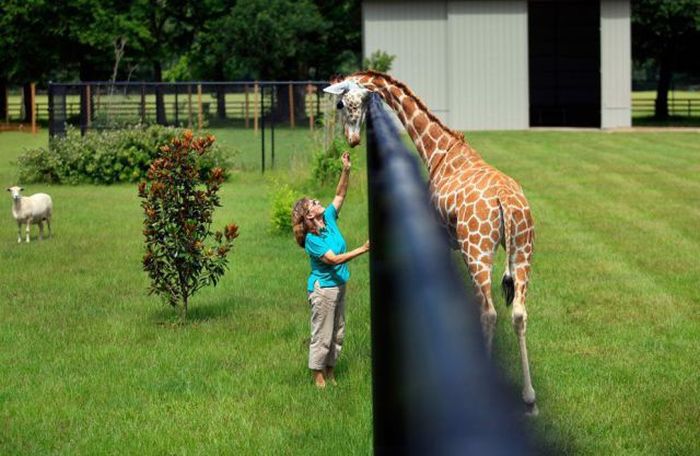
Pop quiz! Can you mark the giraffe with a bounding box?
[324,71,537,415]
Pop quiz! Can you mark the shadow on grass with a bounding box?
[149,296,243,326]
[491,339,580,455]
[633,115,700,127]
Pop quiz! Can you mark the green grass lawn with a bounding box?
[1,128,699,454]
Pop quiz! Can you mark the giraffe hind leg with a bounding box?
[511,272,537,416]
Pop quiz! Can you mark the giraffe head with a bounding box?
[324,79,371,147]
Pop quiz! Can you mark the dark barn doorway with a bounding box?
[529,0,601,127]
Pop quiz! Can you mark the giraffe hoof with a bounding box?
[524,402,539,417]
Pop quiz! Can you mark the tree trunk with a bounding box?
[154,61,167,125]
[655,53,672,120]
[272,85,308,126]
[22,82,33,123]
[0,81,7,121]
[216,86,226,120]
[0,80,10,122]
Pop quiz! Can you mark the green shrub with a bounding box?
[363,50,396,72]
[311,135,353,187]
[139,131,238,320]
[269,181,299,234]
[17,125,234,185]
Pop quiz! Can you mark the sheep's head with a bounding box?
[323,79,371,147]
[6,186,24,201]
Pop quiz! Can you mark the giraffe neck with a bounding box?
[351,71,482,175]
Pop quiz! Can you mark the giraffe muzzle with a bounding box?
[347,133,361,147]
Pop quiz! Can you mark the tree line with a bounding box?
[0,0,361,84]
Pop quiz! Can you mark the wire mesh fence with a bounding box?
[46,81,330,137]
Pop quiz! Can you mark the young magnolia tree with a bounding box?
[138,130,238,319]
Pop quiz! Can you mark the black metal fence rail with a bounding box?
[365,93,532,454]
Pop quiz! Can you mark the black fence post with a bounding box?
[271,85,275,170]
[261,85,266,174]
[365,94,534,455]
[366,106,405,451]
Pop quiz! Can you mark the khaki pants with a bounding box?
[308,282,347,371]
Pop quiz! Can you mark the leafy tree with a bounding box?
[0,0,363,103]
[363,50,396,73]
[139,130,238,320]
[0,0,65,119]
[633,0,700,119]
[223,0,328,80]
[313,0,362,78]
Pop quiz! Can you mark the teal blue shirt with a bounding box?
[305,204,350,292]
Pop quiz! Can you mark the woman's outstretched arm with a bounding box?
[332,152,351,213]
[320,241,370,266]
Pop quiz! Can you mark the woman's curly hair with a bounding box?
[291,197,315,248]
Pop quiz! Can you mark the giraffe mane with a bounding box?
[350,70,465,142]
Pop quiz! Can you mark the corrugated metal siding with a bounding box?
[601,0,631,128]
[363,0,630,130]
[447,1,529,130]
[363,1,449,122]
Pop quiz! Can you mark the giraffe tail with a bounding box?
[498,190,515,307]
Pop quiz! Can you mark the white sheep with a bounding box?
[6,186,53,243]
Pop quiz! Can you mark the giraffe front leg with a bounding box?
[466,252,497,356]
[481,296,497,356]
[511,288,537,416]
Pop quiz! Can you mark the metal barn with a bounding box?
[362,0,631,130]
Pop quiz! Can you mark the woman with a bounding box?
[291,152,370,389]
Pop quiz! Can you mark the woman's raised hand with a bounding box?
[341,151,351,171]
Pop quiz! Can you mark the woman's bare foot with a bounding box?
[325,367,338,386]
[313,370,326,389]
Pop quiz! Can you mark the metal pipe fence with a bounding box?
[47,81,329,136]
[365,93,534,454]
[45,81,330,173]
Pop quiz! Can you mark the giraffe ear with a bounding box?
[359,88,371,101]
[323,81,350,95]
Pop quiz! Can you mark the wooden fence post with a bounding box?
[307,84,314,131]
[197,84,203,130]
[289,83,295,128]
[30,82,37,134]
[244,84,249,129]
[254,82,259,135]
[86,84,91,130]
[140,84,146,124]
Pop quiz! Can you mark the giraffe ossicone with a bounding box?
[331,71,538,416]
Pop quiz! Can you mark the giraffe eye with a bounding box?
[336,100,344,110]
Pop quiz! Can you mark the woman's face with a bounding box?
[306,199,324,219]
